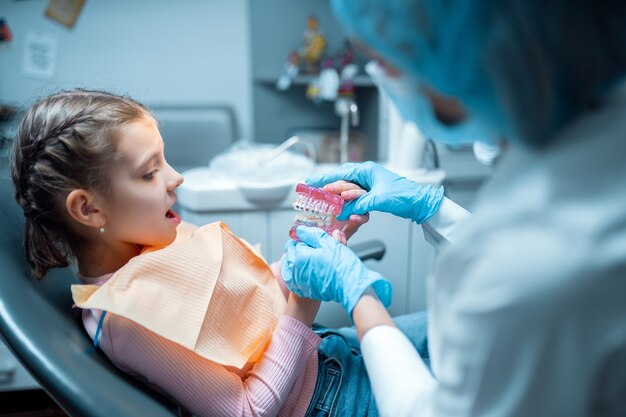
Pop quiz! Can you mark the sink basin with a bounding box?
[236,180,296,204]
[209,143,315,204]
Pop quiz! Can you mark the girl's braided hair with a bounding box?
[11,89,150,279]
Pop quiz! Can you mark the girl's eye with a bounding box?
[143,169,158,181]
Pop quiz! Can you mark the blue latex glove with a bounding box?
[306,161,444,223]
[282,226,392,316]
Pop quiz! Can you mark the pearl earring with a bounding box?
[99,225,105,234]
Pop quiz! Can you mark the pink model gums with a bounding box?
[289,183,347,240]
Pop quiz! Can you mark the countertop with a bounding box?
[178,163,446,212]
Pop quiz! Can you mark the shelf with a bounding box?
[254,74,375,88]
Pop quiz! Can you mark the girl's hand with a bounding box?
[284,293,321,327]
[322,180,370,241]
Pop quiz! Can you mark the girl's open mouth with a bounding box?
[165,208,181,225]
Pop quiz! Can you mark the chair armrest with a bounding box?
[350,240,386,262]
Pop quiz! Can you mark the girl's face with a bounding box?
[99,117,184,249]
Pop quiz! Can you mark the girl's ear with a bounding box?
[66,189,104,228]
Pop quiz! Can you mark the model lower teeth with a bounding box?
[289,183,345,241]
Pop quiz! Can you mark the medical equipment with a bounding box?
[289,182,346,240]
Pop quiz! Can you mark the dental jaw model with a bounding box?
[290,183,346,240]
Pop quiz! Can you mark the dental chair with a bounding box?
[0,172,183,417]
[0,169,385,416]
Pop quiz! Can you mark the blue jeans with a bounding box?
[305,311,429,417]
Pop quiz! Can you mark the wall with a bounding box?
[0,0,253,140]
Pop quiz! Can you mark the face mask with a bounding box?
[366,61,496,147]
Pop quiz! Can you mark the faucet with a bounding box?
[336,98,359,163]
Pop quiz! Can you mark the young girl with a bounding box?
[11,89,424,417]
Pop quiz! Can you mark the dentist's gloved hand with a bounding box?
[306,161,443,223]
[282,226,392,316]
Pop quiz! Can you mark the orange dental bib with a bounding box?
[72,222,287,369]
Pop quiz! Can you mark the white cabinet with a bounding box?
[409,223,436,312]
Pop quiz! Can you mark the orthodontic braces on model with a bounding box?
[289,183,347,240]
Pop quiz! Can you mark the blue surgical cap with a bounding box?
[332,0,626,146]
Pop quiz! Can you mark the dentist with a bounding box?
[282,1,626,416]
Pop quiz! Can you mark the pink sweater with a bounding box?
[79,273,321,417]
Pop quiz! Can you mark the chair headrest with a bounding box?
[0,172,178,417]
